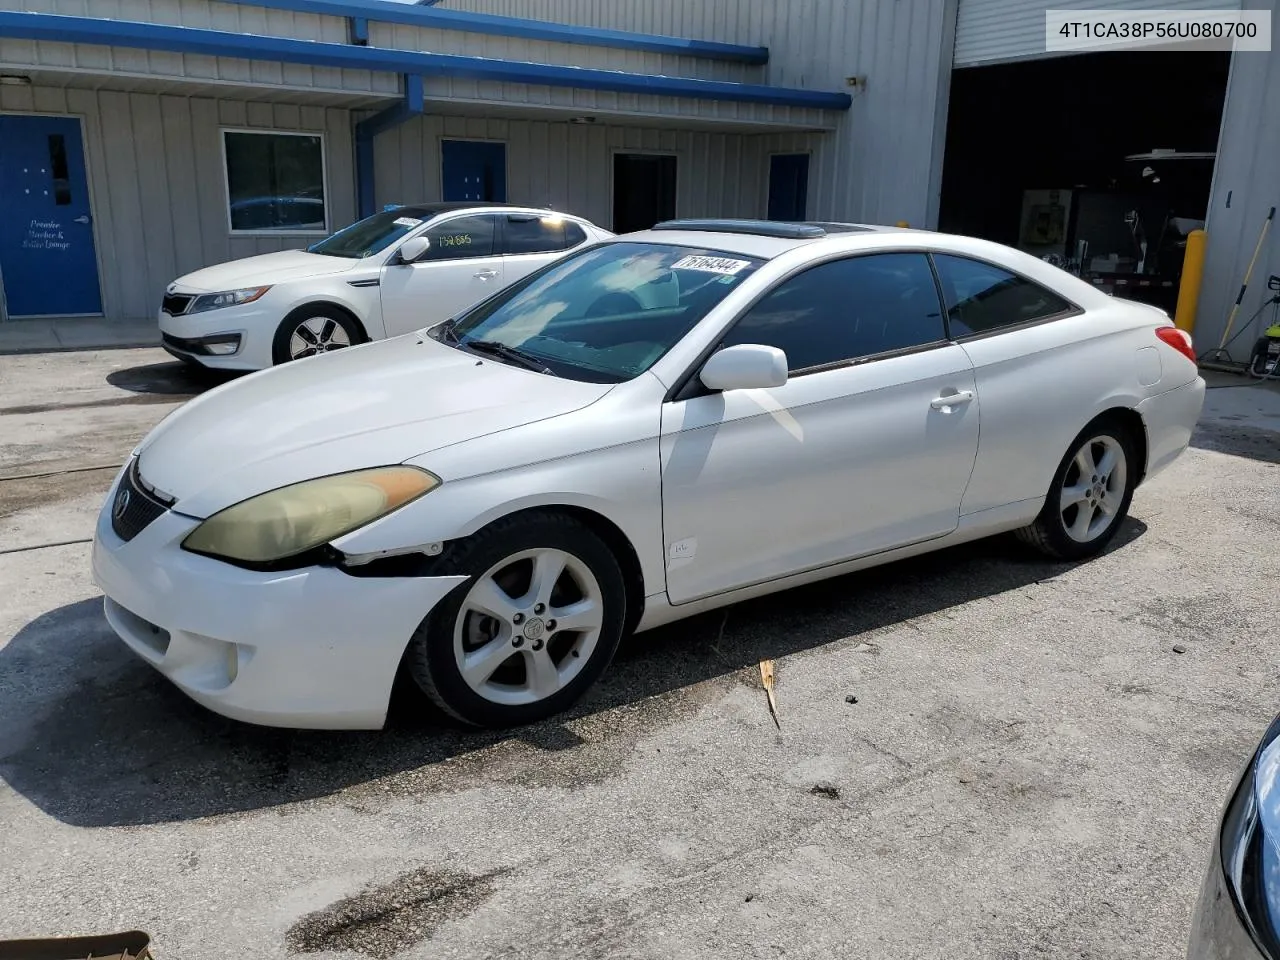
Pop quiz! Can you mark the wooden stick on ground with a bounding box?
[759,659,780,729]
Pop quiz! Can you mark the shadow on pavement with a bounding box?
[106,360,239,397]
[0,519,1146,828]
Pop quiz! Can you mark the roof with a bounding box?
[626,219,920,259]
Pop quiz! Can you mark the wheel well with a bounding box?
[284,301,369,343]
[1095,407,1148,484]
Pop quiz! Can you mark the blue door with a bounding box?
[768,153,810,222]
[441,140,507,203]
[0,115,102,317]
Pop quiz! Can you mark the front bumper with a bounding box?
[158,301,276,371]
[1137,375,1207,483]
[91,466,465,729]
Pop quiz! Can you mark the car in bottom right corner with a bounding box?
[1187,712,1280,959]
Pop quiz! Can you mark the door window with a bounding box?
[417,215,497,261]
[932,254,1075,337]
[718,253,947,372]
[502,214,567,255]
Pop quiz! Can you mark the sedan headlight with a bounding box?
[182,466,439,565]
[188,286,272,314]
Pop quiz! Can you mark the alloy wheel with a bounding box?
[289,316,352,359]
[452,548,606,706]
[1060,434,1128,543]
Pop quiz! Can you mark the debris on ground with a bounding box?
[810,783,841,800]
[1172,644,1188,654]
[851,642,882,655]
[845,695,859,704]
[759,659,781,729]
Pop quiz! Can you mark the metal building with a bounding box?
[0,0,1275,357]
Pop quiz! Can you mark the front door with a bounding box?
[659,252,981,604]
[0,115,102,317]
[379,214,505,336]
[441,140,507,203]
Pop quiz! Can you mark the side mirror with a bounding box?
[398,235,431,263]
[699,343,788,392]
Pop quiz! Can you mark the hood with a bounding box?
[172,250,358,292]
[135,335,613,518]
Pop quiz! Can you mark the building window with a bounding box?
[222,130,327,234]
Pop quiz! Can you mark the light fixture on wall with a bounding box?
[0,74,32,86]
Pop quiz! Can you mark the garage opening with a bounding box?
[613,153,677,234]
[938,50,1231,314]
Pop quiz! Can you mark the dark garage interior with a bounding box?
[939,50,1231,313]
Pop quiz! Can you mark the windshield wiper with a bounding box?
[434,318,461,344]
[462,338,551,373]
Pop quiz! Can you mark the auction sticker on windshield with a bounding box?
[671,255,751,275]
[393,217,423,227]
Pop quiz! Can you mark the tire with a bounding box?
[404,511,628,728]
[1015,417,1138,561]
[271,305,363,365]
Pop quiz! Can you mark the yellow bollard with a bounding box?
[1174,228,1207,334]
[895,220,910,228]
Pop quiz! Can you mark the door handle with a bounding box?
[74,215,91,225]
[474,268,498,279]
[930,390,974,412]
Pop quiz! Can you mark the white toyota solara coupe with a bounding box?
[96,219,1206,730]
[157,202,612,371]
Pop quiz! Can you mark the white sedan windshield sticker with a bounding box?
[393,217,423,227]
[671,255,751,275]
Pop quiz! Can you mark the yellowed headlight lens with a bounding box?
[182,466,439,563]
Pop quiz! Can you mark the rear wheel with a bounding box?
[404,512,627,728]
[1016,418,1138,561]
[271,305,362,365]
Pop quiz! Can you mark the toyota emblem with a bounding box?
[112,487,131,520]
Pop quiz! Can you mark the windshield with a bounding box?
[307,210,429,259]
[441,242,763,383]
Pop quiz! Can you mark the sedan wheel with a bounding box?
[289,316,351,360]
[404,512,626,728]
[1017,419,1138,561]
[271,305,362,366]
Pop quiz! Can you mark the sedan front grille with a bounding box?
[110,460,171,543]
[162,293,193,316]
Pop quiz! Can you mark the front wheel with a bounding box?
[404,512,627,728]
[1016,420,1138,561]
[271,306,362,365]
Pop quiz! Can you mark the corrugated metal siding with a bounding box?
[372,113,821,227]
[0,84,355,319]
[1197,2,1280,353]
[0,0,398,96]
[435,0,956,227]
[954,0,1244,68]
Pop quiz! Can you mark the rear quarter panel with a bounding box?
[957,303,1167,516]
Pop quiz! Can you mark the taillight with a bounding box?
[1156,326,1197,364]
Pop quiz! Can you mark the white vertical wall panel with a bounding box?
[439,0,958,227]
[1197,1,1280,352]
[0,85,355,319]
[954,0,1243,68]
[372,113,821,228]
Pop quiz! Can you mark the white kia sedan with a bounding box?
[157,203,612,371]
[95,219,1206,730]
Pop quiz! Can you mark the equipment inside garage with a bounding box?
[938,50,1231,316]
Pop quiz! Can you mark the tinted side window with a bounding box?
[718,253,946,372]
[503,215,566,255]
[932,254,1074,337]
[564,221,588,247]
[419,215,496,260]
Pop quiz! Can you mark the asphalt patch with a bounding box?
[285,867,504,958]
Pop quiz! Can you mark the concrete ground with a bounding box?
[1,349,1278,960]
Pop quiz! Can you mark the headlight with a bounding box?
[181,466,439,565]
[187,286,271,314]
